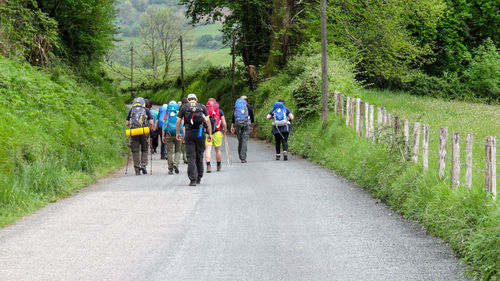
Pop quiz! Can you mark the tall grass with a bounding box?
[0,56,128,226]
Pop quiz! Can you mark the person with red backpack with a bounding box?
[205,98,227,172]
[266,98,294,161]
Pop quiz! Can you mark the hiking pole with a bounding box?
[125,143,131,175]
[149,133,153,175]
[224,132,232,165]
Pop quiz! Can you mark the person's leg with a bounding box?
[139,134,149,173]
[152,130,158,153]
[195,135,205,183]
[205,135,212,172]
[181,142,187,163]
[274,133,281,160]
[131,136,141,174]
[160,129,167,159]
[166,135,174,172]
[173,138,180,173]
[236,124,243,159]
[185,133,197,183]
[240,124,250,161]
[282,132,289,160]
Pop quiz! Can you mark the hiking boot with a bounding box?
[283,152,288,161]
[141,167,148,174]
[168,169,173,175]
[160,156,166,160]
[173,165,179,174]
[135,169,141,176]
[241,159,247,163]
[217,164,221,172]
[276,154,280,161]
[189,180,197,186]
[196,177,201,184]
[206,164,211,173]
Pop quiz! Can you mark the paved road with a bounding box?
[0,137,468,281]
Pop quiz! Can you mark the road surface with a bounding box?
[0,137,468,280]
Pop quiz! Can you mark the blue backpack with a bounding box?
[272,102,289,127]
[158,106,168,129]
[165,103,179,135]
[234,98,249,125]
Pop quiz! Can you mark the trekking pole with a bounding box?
[125,143,131,175]
[224,132,232,165]
[149,133,153,175]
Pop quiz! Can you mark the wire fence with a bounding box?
[333,92,497,200]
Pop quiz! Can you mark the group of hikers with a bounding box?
[126,94,294,186]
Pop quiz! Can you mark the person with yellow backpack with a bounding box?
[126,97,153,175]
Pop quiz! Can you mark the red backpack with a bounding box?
[206,100,221,133]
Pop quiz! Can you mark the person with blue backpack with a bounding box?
[231,96,254,163]
[162,101,182,175]
[157,104,168,160]
[266,99,294,161]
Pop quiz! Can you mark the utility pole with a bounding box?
[231,32,236,100]
[130,43,134,100]
[179,36,185,96]
[320,0,328,127]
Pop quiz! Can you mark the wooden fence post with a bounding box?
[350,98,355,128]
[377,107,383,140]
[340,94,345,120]
[451,132,460,188]
[485,136,497,200]
[422,124,429,171]
[403,119,409,155]
[438,127,448,179]
[465,134,473,189]
[345,96,351,126]
[365,102,369,138]
[334,90,340,113]
[412,122,421,163]
[369,105,375,142]
[356,98,361,136]
[394,116,400,136]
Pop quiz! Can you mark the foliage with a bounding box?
[35,0,117,67]
[0,0,59,64]
[0,56,127,226]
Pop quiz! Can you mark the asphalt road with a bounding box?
[0,136,468,281]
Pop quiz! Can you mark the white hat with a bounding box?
[169,100,177,105]
[162,104,168,107]
[187,93,197,100]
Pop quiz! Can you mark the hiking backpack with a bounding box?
[272,101,289,127]
[130,98,148,129]
[234,98,249,125]
[165,103,179,135]
[187,100,205,129]
[158,105,168,129]
[206,100,221,134]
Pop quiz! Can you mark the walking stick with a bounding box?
[125,143,131,175]
[224,132,232,165]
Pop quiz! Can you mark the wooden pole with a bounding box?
[394,116,400,136]
[130,45,134,100]
[438,127,448,179]
[422,124,429,171]
[340,94,344,120]
[412,122,421,163]
[179,36,185,96]
[369,105,375,142]
[465,134,473,189]
[403,119,410,155]
[346,96,351,126]
[350,98,355,129]
[320,0,328,127]
[364,102,369,138]
[451,132,460,187]
[376,107,383,140]
[231,32,236,100]
[485,136,497,200]
[355,98,361,137]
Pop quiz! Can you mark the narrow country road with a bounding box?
[0,137,468,281]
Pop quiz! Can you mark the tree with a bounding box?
[139,6,187,80]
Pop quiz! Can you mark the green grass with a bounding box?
[0,56,128,226]
[190,23,223,38]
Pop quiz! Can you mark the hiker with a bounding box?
[180,98,188,164]
[205,98,227,172]
[126,97,153,175]
[231,95,254,163]
[150,106,159,154]
[162,101,181,175]
[266,99,294,161]
[158,104,168,160]
[176,93,212,186]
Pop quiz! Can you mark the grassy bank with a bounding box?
[0,56,128,226]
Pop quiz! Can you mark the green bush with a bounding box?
[0,56,127,226]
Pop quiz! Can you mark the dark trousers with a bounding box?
[185,130,205,181]
[131,134,149,169]
[151,129,159,152]
[235,122,250,160]
[274,132,289,154]
[160,128,167,158]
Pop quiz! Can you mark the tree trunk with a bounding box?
[262,0,283,76]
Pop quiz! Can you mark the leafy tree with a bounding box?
[35,0,117,67]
